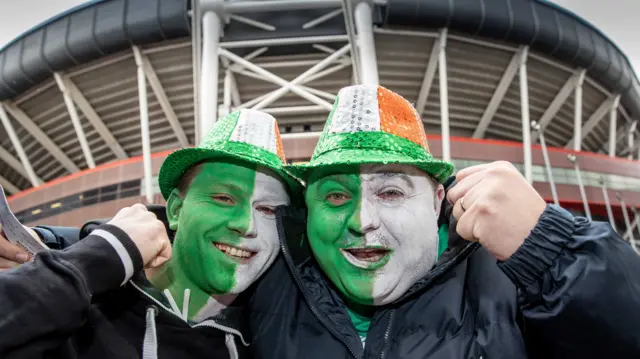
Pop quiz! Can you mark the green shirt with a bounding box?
[347,307,371,346]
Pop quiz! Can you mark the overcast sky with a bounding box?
[0,0,638,71]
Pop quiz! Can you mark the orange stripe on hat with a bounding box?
[274,121,286,163]
[377,87,430,153]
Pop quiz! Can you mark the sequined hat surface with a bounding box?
[158,109,302,200]
[289,85,454,183]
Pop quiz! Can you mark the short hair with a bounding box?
[176,163,203,197]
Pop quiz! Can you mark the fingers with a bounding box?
[453,184,484,241]
[0,257,21,271]
[456,161,513,182]
[0,229,30,264]
[148,235,172,269]
[447,169,486,205]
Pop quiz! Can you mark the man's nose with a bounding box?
[347,197,381,235]
[227,209,257,238]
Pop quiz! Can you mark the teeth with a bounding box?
[360,254,384,262]
[215,243,254,259]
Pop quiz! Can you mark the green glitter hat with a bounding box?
[288,85,454,183]
[159,109,303,199]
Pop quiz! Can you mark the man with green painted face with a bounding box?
[0,109,302,359]
[247,85,640,358]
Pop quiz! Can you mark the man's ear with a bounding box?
[167,189,183,231]
[434,183,445,216]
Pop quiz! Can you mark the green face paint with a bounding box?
[157,159,289,319]
[306,164,443,306]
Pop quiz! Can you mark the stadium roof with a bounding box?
[1,0,638,117]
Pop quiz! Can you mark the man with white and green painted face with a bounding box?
[304,163,445,307]
[247,85,640,359]
[0,109,302,359]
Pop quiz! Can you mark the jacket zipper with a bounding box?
[279,241,361,359]
[379,311,394,359]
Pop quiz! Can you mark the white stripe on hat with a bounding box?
[230,109,278,154]
[329,85,380,134]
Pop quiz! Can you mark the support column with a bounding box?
[573,70,585,151]
[599,176,617,232]
[0,104,40,187]
[519,46,532,183]
[532,121,558,206]
[200,10,222,144]
[353,1,378,85]
[133,46,154,205]
[54,73,95,169]
[609,95,621,157]
[628,121,637,160]
[438,28,450,162]
[219,70,233,118]
[568,154,591,221]
[618,193,638,252]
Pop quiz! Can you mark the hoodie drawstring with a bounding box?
[142,306,159,359]
[141,288,239,359]
[225,333,239,359]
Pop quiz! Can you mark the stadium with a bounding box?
[0,0,638,248]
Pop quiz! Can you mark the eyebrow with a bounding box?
[375,172,415,189]
[215,182,248,195]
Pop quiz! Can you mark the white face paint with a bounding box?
[351,164,444,305]
[229,169,290,294]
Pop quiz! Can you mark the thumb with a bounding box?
[0,225,30,263]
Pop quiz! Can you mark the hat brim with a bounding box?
[158,144,303,200]
[287,148,454,184]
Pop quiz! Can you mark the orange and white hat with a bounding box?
[158,109,301,199]
[289,85,454,183]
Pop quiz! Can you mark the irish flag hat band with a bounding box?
[159,109,303,199]
[289,85,454,183]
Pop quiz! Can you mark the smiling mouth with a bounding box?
[214,243,257,263]
[341,247,392,269]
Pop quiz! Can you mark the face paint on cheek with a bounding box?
[172,163,258,298]
[364,167,441,305]
[306,173,377,305]
[228,169,289,294]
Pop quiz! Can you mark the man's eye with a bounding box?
[378,189,404,201]
[326,193,350,205]
[256,206,276,216]
[212,195,235,205]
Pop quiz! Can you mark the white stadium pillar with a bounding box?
[573,70,586,151]
[630,121,639,160]
[54,73,96,169]
[200,10,222,144]
[133,46,154,205]
[353,1,378,85]
[0,104,40,188]
[438,28,451,162]
[608,95,621,157]
[519,46,532,184]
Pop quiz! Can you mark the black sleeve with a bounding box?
[32,226,81,250]
[0,224,143,357]
[498,205,640,358]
